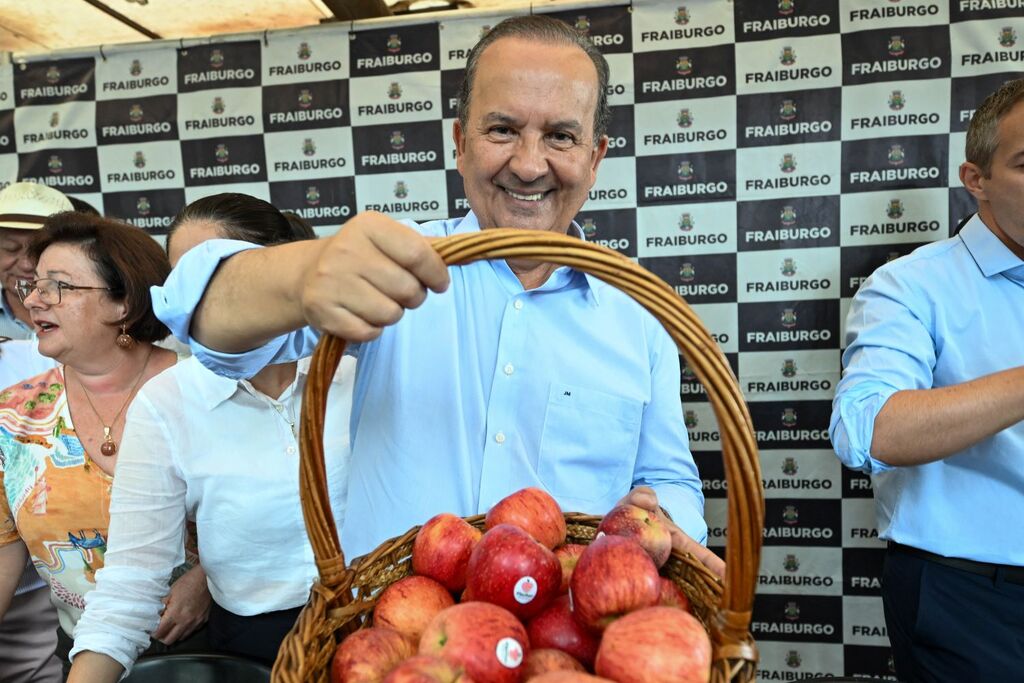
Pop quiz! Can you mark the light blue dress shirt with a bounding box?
[0,289,33,340]
[830,214,1024,565]
[151,212,706,560]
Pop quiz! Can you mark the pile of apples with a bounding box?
[331,487,712,683]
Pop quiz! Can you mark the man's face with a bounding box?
[454,37,608,234]
[962,97,1024,254]
[968,100,1024,255]
[0,227,37,298]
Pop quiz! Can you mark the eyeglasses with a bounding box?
[15,278,113,305]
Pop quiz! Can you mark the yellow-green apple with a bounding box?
[594,606,712,683]
[373,576,456,641]
[596,504,672,568]
[419,602,529,683]
[527,673,615,682]
[554,544,585,593]
[412,513,482,592]
[330,627,415,683]
[521,649,585,678]
[465,524,562,620]
[656,577,691,612]
[381,655,474,683]
[485,487,566,549]
[569,535,660,632]
[526,595,599,669]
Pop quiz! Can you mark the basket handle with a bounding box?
[298,228,764,639]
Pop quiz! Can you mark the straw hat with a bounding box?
[0,182,74,230]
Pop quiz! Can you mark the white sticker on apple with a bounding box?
[513,575,538,604]
[495,637,524,668]
[595,531,606,539]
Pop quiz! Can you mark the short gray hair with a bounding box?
[965,78,1024,177]
[455,15,612,143]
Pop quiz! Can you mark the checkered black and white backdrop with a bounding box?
[2,0,1022,678]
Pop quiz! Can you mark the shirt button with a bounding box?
[286,446,296,454]
[495,431,506,444]
[274,404,284,413]
[503,363,514,376]
[513,299,524,310]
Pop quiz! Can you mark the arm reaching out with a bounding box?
[189,212,450,353]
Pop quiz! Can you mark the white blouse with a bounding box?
[70,354,355,672]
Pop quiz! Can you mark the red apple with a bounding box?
[596,504,673,567]
[413,513,482,592]
[382,655,473,683]
[419,602,530,683]
[373,576,456,642]
[527,673,615,682]
[526,595,599,669]
[465,524,562,621]
[657,577,691,612]
[595,606,712,683]
[569,535,660,632]
[485,487,566,549]
[330,627,415,683]
[554,544,585,593]
[522,649,585,678]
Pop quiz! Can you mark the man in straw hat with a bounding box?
[152,16,720,576]
[831,78,1024,680]
[0,182,74,340]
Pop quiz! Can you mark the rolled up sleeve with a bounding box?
[830,267,936,474]
[150,239,319,379]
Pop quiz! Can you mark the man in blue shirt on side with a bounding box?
[830,78,1024,681]
[152,17,721,576]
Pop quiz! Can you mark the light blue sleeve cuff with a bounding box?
[151,239,261,343]
[650,482,708,546]
[829,383,898,475]
[151,238,320,379]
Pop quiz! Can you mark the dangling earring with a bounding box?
[115,323,135,350]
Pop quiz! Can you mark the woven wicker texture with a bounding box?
[273,229,764,683]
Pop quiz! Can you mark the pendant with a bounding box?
[100,426,117,456]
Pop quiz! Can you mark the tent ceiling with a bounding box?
[0,0,558,57]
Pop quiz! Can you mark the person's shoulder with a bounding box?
[0,340,57,389]
[864,235,966,291]
[136,355,204,403]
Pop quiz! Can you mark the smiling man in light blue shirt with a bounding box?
[151,17,720,577]
[831,79,1024,681]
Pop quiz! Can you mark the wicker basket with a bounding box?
[273,228,764,683]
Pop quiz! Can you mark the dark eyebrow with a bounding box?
[481,112,519,126]
[549,119,584,135]
[479,112,584,136]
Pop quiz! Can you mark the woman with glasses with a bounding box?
[68,194,354,682]
[0,212,211,674]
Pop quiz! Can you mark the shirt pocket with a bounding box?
[537,383,643,503]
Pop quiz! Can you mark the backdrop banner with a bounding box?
[2,1,1022,679]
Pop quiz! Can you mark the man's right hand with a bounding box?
[301,212,450,341]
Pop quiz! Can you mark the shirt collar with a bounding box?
[191,356,318,410]
[960,213,1024,278]
[456,211,604,305]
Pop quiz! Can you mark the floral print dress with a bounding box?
[0,367,116,635]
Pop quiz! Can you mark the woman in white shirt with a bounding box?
[68,194,355,682]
